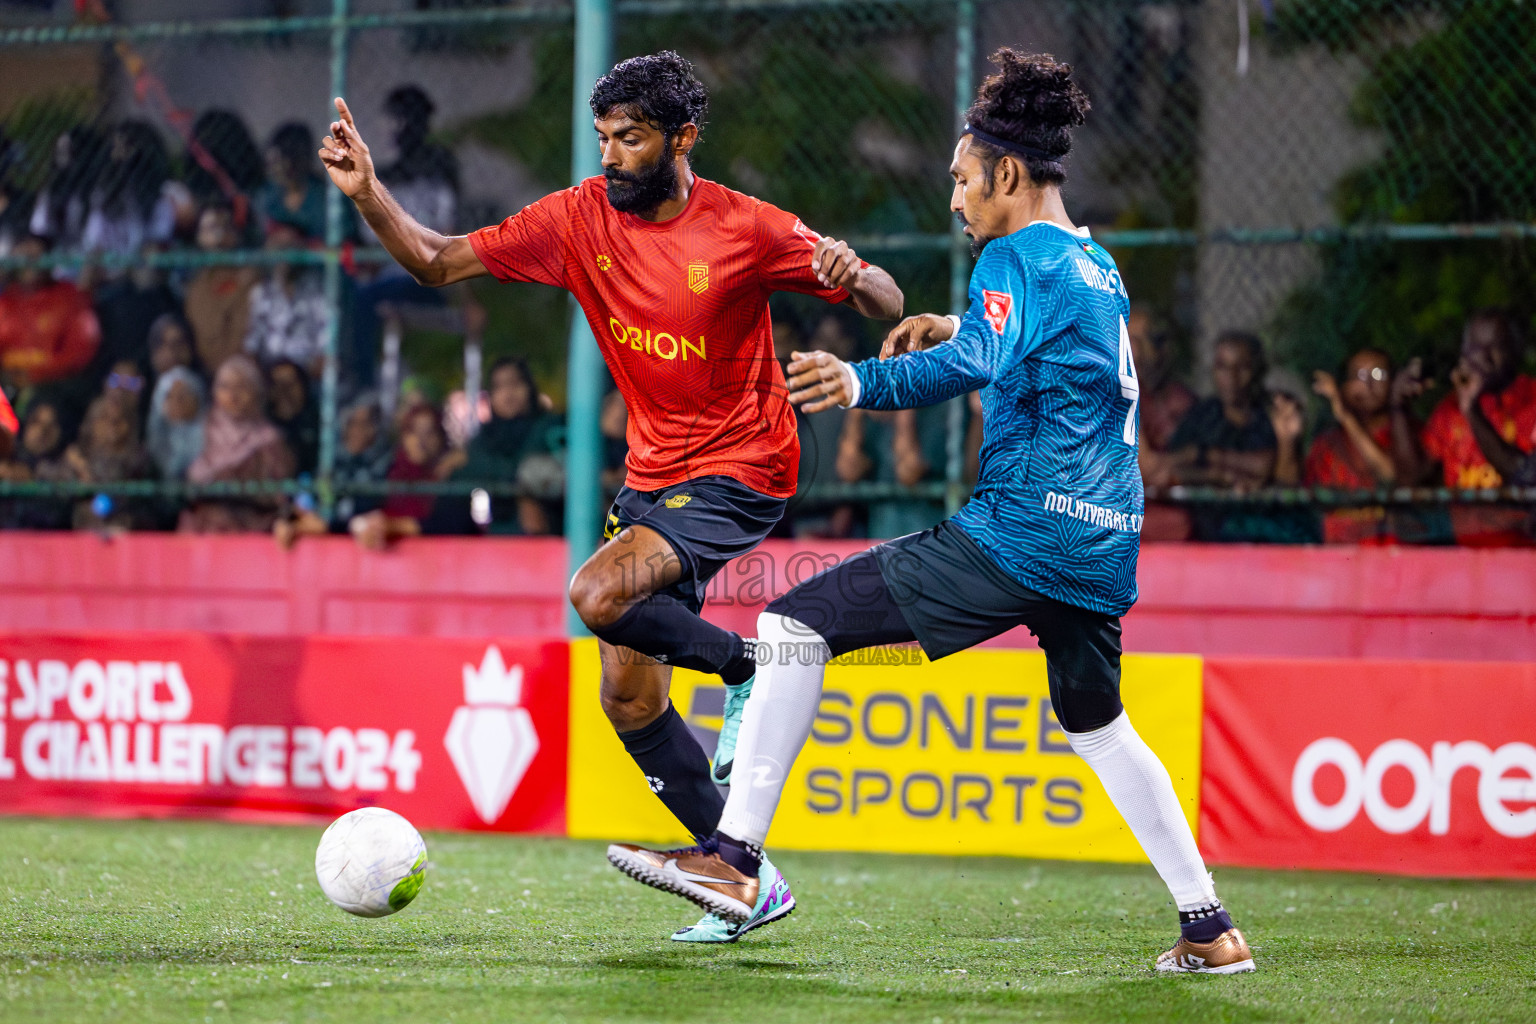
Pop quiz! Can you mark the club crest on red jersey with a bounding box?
[687,262,709,294]
[982,289,1013,334]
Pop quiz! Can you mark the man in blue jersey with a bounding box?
[607,50,1253,973]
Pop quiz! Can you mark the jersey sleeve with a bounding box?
[851,245,1039,410]
[466,188,572,287]
[754,202,861,303]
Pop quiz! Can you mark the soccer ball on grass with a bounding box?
[315,807,428,917]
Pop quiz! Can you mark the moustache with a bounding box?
[604,168,642,184]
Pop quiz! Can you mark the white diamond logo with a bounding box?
[444,646,540,824]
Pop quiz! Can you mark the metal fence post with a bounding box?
[318,0,350,520]
[944,0,975,516]
[565,0,613,636]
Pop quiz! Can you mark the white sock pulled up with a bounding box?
[1066,711,1217,911]
[715,612,831,846]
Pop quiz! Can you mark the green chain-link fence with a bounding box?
[0,0,1533,539]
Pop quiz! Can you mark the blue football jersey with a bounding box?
[849,221,1143,616]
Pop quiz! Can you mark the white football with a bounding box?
[314,807,428,917]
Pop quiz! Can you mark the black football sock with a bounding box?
[594,593,757,686]
[714,832,762,876]
[1179,901,1235,943]
[616,702,725,842]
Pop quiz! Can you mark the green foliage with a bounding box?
[2,88,94,194]
[1270,0,1536,375]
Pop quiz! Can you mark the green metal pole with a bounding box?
[944,0,974,516]
[318,0,349,519]
[565,0,614,636]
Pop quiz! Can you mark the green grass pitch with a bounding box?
[3,817,1534,1023]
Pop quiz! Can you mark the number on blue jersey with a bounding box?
[1117,315,1139,445]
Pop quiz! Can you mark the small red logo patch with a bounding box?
[982,289,1013,334]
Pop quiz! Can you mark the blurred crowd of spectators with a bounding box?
[1,88,1532,547]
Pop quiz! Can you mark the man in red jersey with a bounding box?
[322,52,902,941]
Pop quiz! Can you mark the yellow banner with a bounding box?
[567,639,1203,862]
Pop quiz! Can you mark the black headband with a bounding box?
[962,123,1063,163]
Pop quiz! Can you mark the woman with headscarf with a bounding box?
[273,392,393,549]
[146,367,207,481]
[179,354,295,533]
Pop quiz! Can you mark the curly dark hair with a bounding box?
[965,49,1090,188]
[589,50,709,147]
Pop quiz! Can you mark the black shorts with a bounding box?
[603,475,786,614]
[768,521,1124,732]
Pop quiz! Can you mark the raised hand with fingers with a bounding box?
[319,97,377,200]
[1389,356,1430,410]
[786,350,856,414]
[1450,360,1485,416]
[880,313,955,359]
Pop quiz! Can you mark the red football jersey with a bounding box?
[469,176,855,498]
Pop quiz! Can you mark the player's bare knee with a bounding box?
[569,567,624,629]
[599,686,663,732]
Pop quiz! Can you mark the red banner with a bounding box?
[1200,658,1536,877]
[0,633,568,833]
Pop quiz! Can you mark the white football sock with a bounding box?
[1066,711,1217,911]
[716,612,831,846]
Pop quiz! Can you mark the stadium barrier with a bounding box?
[2,532,1535,659]
[567,639,1204,861]
[1200,657,1536,879]
[0,632,568,835]
[4,631,1534,879]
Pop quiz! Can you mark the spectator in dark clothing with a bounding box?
[258,122,337,242]
[275,392,393,547]
[91,266,180,384]
[83,120,175,260]
[350,85,460,391]
[454,357,560,534]
[184,111,265,210]
[0,398,70,529]
[599,387,628,493]
[0,129,33,256]
[147,313,199,380]
[1154,331,1310,542]
[29,126,103,253]
[266,358,319,475]
[1160,331,1277,489]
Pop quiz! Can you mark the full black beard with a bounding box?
[604,151,679,216]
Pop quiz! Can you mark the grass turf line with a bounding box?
[2,817,1534,1023]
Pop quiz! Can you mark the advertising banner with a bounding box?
[0,633,568,833]
[567,639,1204,862]
[1201,658,1536,878]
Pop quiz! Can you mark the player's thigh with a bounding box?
[766,550,916,656]
[1031,604,1124,734]
[597,637,674,731]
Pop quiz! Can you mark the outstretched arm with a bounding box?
[320,97,485,288]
